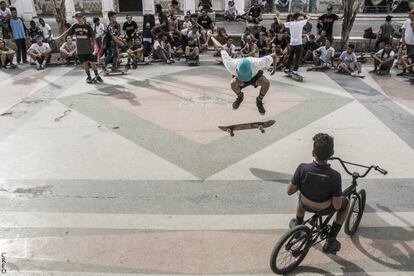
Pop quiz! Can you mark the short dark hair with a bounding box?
[326,38,332,44]
[313,133,334,161]
[93,17,100,23]
[293,12,302,20]
[348,43,355,50]
[385,15,392,21]
[155,4,162,12]
[226,36,233,41]
[108,11,116,18]
[9,6,16,12]
[0,1,6,5]
[309,34,315,39]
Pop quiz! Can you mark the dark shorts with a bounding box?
[78,54,95,63]
[238,70,264,89]
[406,44,414,56]
[300,195,348,216]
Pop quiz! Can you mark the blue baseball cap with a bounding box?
[236,58,252,82]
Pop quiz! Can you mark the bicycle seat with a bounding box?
[302,203,334,217]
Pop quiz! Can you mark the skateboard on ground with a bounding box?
[102,67,129,76]
[285,72,304,82]
[218,120,276,137]
[187,59,199,66]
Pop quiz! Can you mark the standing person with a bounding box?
[375,15,394,52]
[399,9,414,76]
[104,11,125,71]
[169,0,181,15]
[370,42,395,75]
[337,43,364,77]
[38,17,52,43]
[211,36,277,115]
[56,12,102,83]
[283,12,310,75]
[197,10,214,47]
[0,1,11,39]
[318,5,339,40]
[28,36,51,70]
[122,15,138,46]
[92,17,105,63]
[7,7,27,64]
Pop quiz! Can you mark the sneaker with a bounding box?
[125,63,131,70]
[232,93,244,109]
[284,68,292,74]
[369,69,377,73]
[132,62,137,69]
[323,238,341,254]
[292,71,299,76]
[289,218,300,229]
[95,75,103,83]
[357,72,365,78]
[36,62,41,70]
[86,77,93,84]
[166,60,171,64]
[256,97,265,115]
[396,72,407,77]
[307,67,313,72]
[170,59,175,63]
[351,71,358,77]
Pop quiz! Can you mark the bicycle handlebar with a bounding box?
[329,157,388,177]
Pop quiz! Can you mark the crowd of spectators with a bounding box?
[0,0,412,84]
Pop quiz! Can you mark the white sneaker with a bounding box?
[42,61,47,69]
[351,71,358,77]
[36,61,41,70]
[357,72,364,78]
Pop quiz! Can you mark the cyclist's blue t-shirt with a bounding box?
[291,161,342,203]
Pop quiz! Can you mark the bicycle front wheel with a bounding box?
[270,225,311,274]
[344,190,366,236]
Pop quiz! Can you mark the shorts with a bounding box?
[317,58,326,65]
[300,195,349,216]
[78,54,95,63]
[238,70,264,89]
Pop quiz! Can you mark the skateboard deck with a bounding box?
[285,72,304,82]
[102,68,128,76]
[218,120,276,136]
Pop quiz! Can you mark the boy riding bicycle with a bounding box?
[287,133,349,254]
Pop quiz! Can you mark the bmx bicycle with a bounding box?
[269,157,388,274]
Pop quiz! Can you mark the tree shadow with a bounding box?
[348,204,414,271]
[249,168,291,184]
[89,85,141,106]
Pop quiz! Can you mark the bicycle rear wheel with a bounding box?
[270,225,311,274]
[344,190,366,236]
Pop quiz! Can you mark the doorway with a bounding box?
[119,0,143,12]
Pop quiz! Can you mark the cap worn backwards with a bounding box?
[236,58,252,82]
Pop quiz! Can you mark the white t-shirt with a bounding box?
[284,20,308,46]
[0,7,11,23]
[225,4,238,15]
[376,49,395,59]
[316,46,335,63]
[153,40,161,50]
[221,50,273,77]
[402,19,414,45]
[224,43,236,56]
[30,43,50,54]
[40,23,52,39]
[93,23,105,38]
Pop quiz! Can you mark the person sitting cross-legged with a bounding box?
[370,42,395,75]
[28,36,51,70]
[307,39,335,71]
[60,35,77,65]
[287,133,349,254]
[337,43,364,77]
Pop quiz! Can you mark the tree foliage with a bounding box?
[51,0,66,34]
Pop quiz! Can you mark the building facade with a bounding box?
[7,0,414,21]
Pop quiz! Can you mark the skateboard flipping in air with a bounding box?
[219,120,276,136]
[211,37,278,115]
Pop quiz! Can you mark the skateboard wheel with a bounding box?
[261,129,265,134]
[230,132,234,137]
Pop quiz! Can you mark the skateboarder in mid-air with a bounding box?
[211,37,277,115]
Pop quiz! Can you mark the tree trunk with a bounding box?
[340,0,363,51]
[52,0,66,34]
